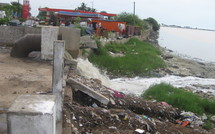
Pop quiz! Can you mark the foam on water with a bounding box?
[110,75,215,96]
[76,58,215,96]
[76,58,111,87]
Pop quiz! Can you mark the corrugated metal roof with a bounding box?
[58,11,104,18]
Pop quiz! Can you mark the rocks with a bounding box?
[211,116,215,124]
[80,36,97,49]
[161,54,173,60]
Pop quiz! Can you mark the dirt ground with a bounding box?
[0,47,52,112]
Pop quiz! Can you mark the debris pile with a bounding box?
[62,72,212,134]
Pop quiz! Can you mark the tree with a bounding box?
[10,2,22,17]
[75,2,96,12]
[100,11,107,13]
[0,2,23,19]
[117,12,142,27]
[144,17,160,31]
[37,7,48,20]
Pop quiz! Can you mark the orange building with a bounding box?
[91,19,126,34]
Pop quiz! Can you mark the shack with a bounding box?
[91,19,126,36]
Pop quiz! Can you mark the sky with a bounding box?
[2,0,215,30]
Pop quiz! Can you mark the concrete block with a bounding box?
[67,78,109,105]
[59,27,80,59]
[7,95,56,134]
[41,26,59,60]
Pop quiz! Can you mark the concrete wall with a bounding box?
[0,26,41,46]
[41,26,59,60]
[0,113,7,134]
[59,27,80,59]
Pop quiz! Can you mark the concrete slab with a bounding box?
[7,95,56,134]
[67,78,109,105]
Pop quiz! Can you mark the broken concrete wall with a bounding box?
[59,27,80,59]
[41,26,59,60]
[0,26,41,46]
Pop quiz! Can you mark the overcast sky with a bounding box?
[2,0,215,30]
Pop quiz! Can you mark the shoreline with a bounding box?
[159,47,215,79]
[146,30,215,79]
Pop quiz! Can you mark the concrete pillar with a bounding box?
[59,27,80,59]
[41,26,59,60]
[52,40,65,134]
[7,95,56,134]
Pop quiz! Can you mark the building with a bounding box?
[22,0,30,19]
[38,8,116,22]
[38,8,127,36]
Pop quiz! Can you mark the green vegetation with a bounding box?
[117,12,160,32]
[0,17,9,25]
[203,117,213,130]
[143,17,160,31]
[142,83,215,115]
[89,38,165,77]
[0,2,27,25]
[75,2,96,12]
[116,12,143,27]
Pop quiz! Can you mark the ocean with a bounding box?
[158,27,215,62]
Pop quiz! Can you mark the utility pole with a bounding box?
[18,0,20,18]
[133,1,136,26]
[91,1,94,9]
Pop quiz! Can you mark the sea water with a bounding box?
[158,27,215,62]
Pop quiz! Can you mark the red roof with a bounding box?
[38,8,117,17]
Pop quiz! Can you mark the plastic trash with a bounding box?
[158,101,171,107]
[182,121,190,127]
[211,116,215,124]
[135,129,145,134]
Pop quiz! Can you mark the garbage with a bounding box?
[113,91,125,98]
[118,113,125,119]
[211,116,215,124]
[111,114,120,121]
[72,114,76,120]
[105,86,125,98]
[201,113,207,121]
[92,103,98,108]
[135,129,145,134]
[108,126,117,130]
[158,101,171,108]
[181,121,190,127]
[142,115,151,121]
[177,111,204,127]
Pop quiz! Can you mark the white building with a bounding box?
[0,11,6,18]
